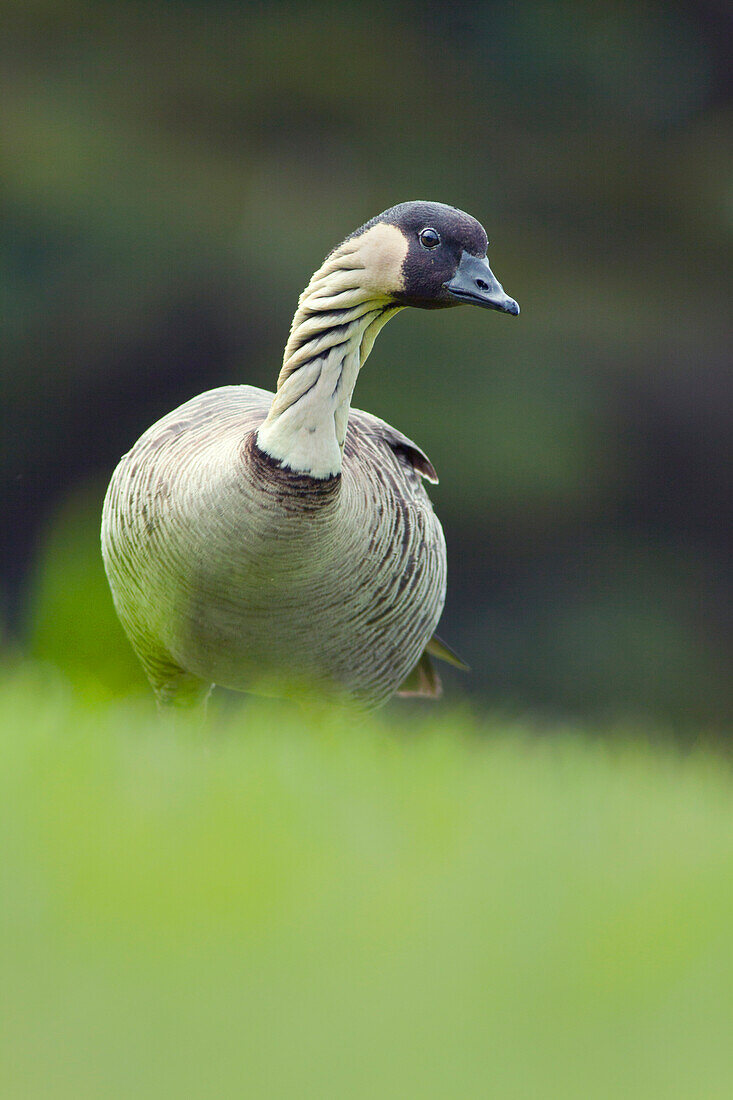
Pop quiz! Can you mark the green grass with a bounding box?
[2,663,733,1098]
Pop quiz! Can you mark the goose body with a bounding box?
[102,201,518,708]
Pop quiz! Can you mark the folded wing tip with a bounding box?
[425,634,470,672]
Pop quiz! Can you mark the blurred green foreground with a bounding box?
[2,664,733,1099]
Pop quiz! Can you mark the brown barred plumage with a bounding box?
[102,386,445,708]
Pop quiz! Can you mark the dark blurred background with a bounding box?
[2,0,731,730]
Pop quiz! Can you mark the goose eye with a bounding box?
[419,228,440,249]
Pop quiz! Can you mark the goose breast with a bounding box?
[102,384,446,707]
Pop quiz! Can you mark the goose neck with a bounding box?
[256,243,402,479]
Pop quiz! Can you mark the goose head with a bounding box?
[262,201,519,480]
[341,200,519,316]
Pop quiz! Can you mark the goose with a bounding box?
[101,201,519,710]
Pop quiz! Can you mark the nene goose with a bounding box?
[102,201,519,709]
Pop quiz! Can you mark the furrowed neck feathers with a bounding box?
[256,231,405,479]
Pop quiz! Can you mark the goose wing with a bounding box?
[348,408,438,484]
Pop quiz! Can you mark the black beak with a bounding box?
[444,251,519,315]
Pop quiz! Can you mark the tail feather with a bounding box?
[397,633,469,699]
[397,651,442,698]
